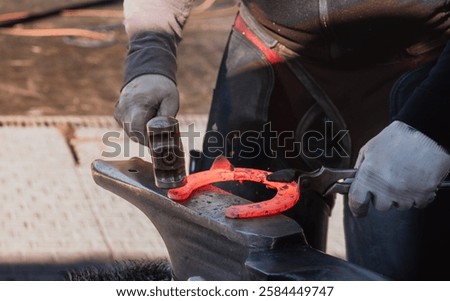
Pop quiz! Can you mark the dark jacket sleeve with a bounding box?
[395,41,450,150]
[122,32,178,89]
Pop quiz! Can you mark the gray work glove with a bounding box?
[114,74,179,145]
[349,121,450,217]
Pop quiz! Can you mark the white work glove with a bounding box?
[349,121,450,217]
[114,74,179,145]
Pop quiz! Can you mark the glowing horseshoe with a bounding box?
[168,156,300,219]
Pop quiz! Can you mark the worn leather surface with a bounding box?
[243,0,450,64]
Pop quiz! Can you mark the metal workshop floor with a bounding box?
[0,115,345,280]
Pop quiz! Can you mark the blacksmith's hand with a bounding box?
[114,74,179,145]
[348,121,450,217]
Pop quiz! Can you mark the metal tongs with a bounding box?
[299,167,450,196]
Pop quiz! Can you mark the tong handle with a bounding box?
[300,167,450,196]
[325,178,450,196]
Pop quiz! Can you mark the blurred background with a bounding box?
[0,0,236,115]
[0,0,344,280]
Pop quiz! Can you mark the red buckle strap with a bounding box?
[234,14,284,65]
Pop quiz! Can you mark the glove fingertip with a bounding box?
[123,121,150,146]
[349,203,369,218]
[348,190,371,218]
[127,129,148,145]
[414,192,436,209]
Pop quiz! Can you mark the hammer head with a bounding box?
[146,116,186,188]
